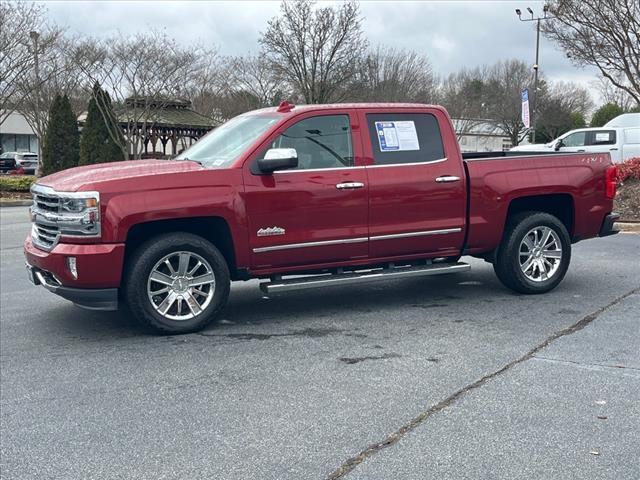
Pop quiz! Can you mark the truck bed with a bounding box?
[462,151,614,255]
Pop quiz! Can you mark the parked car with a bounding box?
[510,125,640,163]
[0,152,39,174]
[24,102,619,334]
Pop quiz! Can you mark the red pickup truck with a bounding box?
[24,102,619,333]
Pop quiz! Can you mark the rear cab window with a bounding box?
[365,113,445,165]
[588,130,616,146]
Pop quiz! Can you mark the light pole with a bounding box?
[29,31,41,174]
[515,5,552,143]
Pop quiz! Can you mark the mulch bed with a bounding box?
[615,179,640,222]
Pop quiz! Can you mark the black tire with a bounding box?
[124,232,230,334]
[493,212,571,294]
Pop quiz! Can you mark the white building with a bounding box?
[452,118,514,152]
[0,111,39,154]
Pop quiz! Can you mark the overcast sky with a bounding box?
[43,0,602,101]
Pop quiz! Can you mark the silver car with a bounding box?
[0,152,39,174]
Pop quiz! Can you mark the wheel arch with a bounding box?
[506,193,575,238]
[123,217,241,280]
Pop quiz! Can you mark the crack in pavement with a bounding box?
[326,287,640,479]
[339,353,401,364]
[532,355,640,373]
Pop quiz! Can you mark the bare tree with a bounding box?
[542,0,640,105]
[74,31,208,159]
[15,35,86,162]
[260,0,367,104]
[591,74,637,111]
[439,67,489,140]
[347,46,437,103]
[535,81,593,141]
[483,60,535,146]
[0,1,64,124]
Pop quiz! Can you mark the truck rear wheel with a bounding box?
[493,212,571,294]
[124,232,230,334]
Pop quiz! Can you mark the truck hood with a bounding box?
[37,159,203,192]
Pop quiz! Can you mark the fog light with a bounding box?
[66,257,78,279]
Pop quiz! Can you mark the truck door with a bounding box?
[586,129,620,162]
[360,109,466,259]
[243,111,369,270]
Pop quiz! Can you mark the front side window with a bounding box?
[562,131,586,147]
[367,113,445,165]
[176,113,280,168]
[262,115,353,170]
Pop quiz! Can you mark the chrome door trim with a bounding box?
[275,166,366,174]
[253,236,368,253]
[367,157,447,168]
[370,228,462,241]
[253,228,462,253]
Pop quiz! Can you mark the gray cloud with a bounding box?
[44,0,601,97]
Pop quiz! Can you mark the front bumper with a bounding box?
[24,235,125,310]
[599,213,620,237]
[26,263,118,310]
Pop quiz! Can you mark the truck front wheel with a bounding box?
[493,212,571,294]
[124,232,230,334]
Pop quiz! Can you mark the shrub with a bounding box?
[0,175,37,192]
[617,157,640,183]
[79,82,125,165]
[42,94,80,175]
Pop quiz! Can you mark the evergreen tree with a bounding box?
[79,83,125,165]
[590,103,624,127]
[41,95,80,175]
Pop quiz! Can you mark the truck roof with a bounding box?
[248,102,446,118]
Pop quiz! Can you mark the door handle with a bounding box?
[336,182,365,190]
[435,175,461,183]
[577,149,585,152]
[610,148,618,151]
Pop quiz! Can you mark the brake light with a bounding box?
[605,165,617,199]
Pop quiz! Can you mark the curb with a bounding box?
[0,200,32,207]
[615,222,640,233]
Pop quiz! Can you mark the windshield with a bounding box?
[176,113,280,168]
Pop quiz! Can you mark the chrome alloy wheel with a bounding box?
[519,226,563,282]
[147,251,216,321]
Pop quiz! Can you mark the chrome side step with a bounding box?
[260,262,470,294]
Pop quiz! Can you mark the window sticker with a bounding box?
[375,121,420,151]
[595,132,611,142]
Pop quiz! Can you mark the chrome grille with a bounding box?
[33,192,60,212]
[32,223,60,250]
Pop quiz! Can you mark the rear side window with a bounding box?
[588,130,616,145]
[366,113,444,165]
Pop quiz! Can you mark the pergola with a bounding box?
[118,97,216,158]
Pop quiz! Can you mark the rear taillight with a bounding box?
[605,165,617,199]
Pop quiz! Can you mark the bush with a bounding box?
[42,94,80,175]
[0,176,37,192]
[617,157,640,183]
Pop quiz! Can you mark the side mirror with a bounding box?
[554,140,563,151]
[258,148,298,173]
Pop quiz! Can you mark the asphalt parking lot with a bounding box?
[1,205,639,479]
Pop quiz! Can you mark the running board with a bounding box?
[260,262,470,295]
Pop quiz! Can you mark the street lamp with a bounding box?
[29,31,42,174]
[516,5,553,142]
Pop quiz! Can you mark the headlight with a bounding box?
[61,197,98,213]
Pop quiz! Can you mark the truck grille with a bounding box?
[31,190,61,251]
[32,223,60,250]
[33,191,61,212]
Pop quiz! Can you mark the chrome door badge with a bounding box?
[257,227,285,237]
